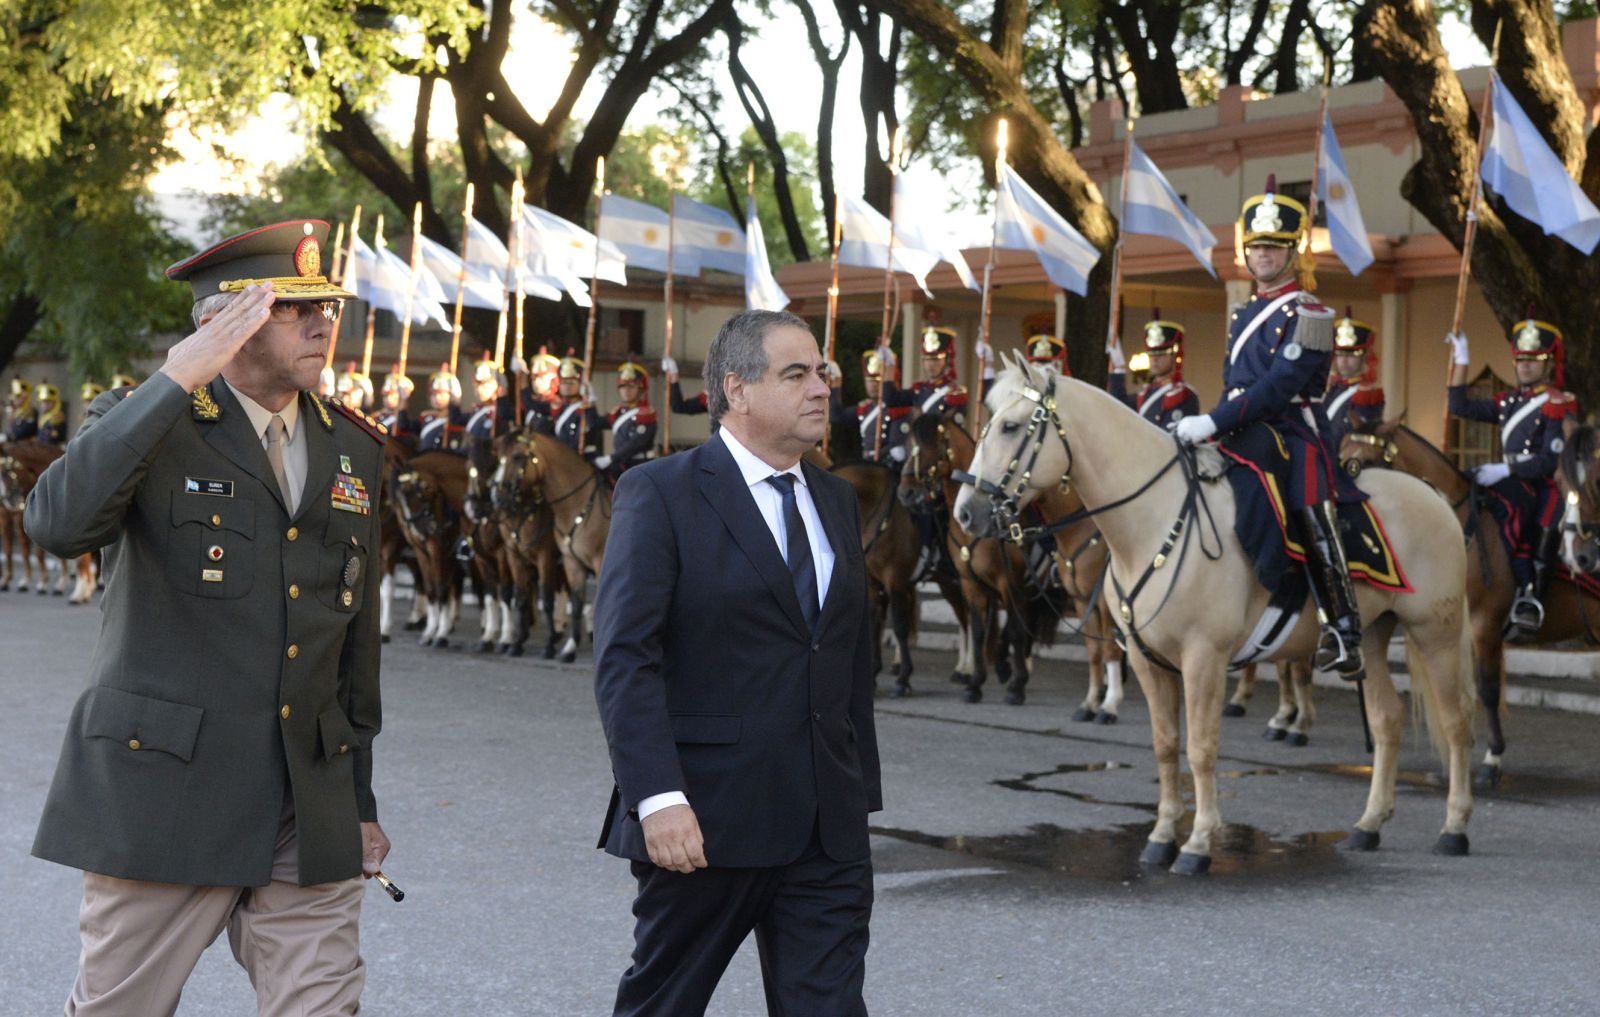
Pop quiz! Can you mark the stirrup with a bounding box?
[1509,593,1545,635]
[1315,626,1365,681]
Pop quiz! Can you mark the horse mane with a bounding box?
[1560,423,1600,490]
[1396,424,1470,481]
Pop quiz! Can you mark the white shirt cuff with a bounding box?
[637,791,689,820]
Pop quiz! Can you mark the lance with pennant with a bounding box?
[578,157,606,455]
[975,117,1009,433]
[874,127,904,461]
[822,189,842,457]
[397,201,424,380]
[449,184,474,376]
[327,207,360,372]
[1104,120,1134,368]
[661,191,677,456]
[361,212,385,380]
[512,168,527,426]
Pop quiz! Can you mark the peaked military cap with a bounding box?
[429,363,463,401]
[81,380,107,403]
[1510,318,1562,361]
[1142,315,1184,354]
[617,359,649,385]
[166,220,356,301]
[861,349,895,382]
[1240,175,1307,248]
[382,365,415,397]
[921,326,957,357]
[1024,334,1065,364]
[558,349,585,380]
[1335,307,1376,354]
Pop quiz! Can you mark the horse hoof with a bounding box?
[1004,691,1025,706]
[1094,712,1118,726]
[417,634,432,646]
[508,644,525,658]
[890,683,911,699]
[948,671,968,686]
[559,650,577,664]
[1221,703,1247,718]
[1287,732,1309,747]
[404,620,425,632]
[473,641,492,653]
[1139,840,1179,869]
[1472,764,1502,790]
[1071,708,1097,723]
[1343,828,1381,852]
[962,686,983,704]
[1432,832,1470,857]
[52,589,64,597]
[1263,726,1288,741]
[381,634,391,644]
[1171,852,1211,876]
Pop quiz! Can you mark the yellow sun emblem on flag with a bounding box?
[1031,224,1047,244]
[716,230,734,246]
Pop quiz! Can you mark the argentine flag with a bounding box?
[599,195,670,275]
[744,196,789,311]
[1317,115,1375,275]
[348,236,449,328]
[837,194,942,297]
[994,163,1102,296]
[521,204,629,286]
[673,195,746,275]
[1482,72,1600,254]
[892,172,981,291]
[1121,140,1216,276]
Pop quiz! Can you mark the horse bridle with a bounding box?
[902,423,957,510]
[951,374,1075,542]
[1344,432,1397,466]
[392,471,442,538]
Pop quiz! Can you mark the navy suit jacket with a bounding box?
[593,434,882,867]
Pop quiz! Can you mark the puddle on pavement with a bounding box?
[871,821,1349,884]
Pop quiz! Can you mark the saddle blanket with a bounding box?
[1219,422,1411,599]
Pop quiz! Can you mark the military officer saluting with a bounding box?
[886,326,971,425]
[1174,177,1365,680]
[375,365,418,438]
[1109,313,1199,431]
[830,348,912,468]
[595,358,657,475]
[1447,316,1576,636]
[1324,309,1385,449]
[23,219,390,1016]
[33,382,68,444]
[419,363,467,452]
[551,350,602,461]
[5,377,38,440]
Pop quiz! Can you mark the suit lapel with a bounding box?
[695,438,811,640]
[805,461,856,630]
[202,381,288,517]
[296,392,338,524]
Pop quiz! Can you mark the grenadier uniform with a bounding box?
[1449,318,1576,635]
[465,355,512,444]
[334,362,373,414]
[375,366,418,438]
[832,349,911,469]
[419,364,466,453]
[519,351,563,432]
[1195,177,1364,678]
[1109,316,1199,430]
[887,326,970,425]
[551,352,602,461]
[597,359,657,475]
[1324,309,1385,449]
[5,377,38,440]
[34,383,68,444]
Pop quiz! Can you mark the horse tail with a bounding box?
[1402,595,1478,765]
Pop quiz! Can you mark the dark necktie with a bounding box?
[766,473,819,632]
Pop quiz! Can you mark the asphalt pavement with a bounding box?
[3,589,1597,1016]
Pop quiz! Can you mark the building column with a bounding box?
[1054,288,1067,340]
[1379,287,1409,422]
[1223,278,1254,313]
[901,299,920,385]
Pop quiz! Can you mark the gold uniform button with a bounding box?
[128,738,141,751]
[288,584,300,600]
[286,527,299,542]
[210,514,221,526]
[339,743,350,754]
[286,644,299,660]
[341,590,353,607]
[280,705,291,720]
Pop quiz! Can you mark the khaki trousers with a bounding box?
[65,805,366,1017]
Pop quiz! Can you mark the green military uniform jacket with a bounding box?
[24,374,384,887]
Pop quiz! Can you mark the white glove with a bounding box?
[975,340,994,365]
[594,454,613,470]
[825,360,842,387]
[510,355,527,375]
[1174,414,1218,446]
[660,356,678,375]
[1108,341,1127,372]
[888,445,907,463]
[1446,331,1470,367]
[579,382,595,404]
[1475,462,1510,486]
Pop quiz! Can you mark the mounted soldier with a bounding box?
[551,350,601,462]
[419,363,466,453]
[33,383,68,445]
[519,350,562,432]
[1022,332,1070,375]
[886,326,970,426]
[465,353,511,444]
[661,353,713,433]
[830,348,911,469]
[1446,316,1576,637]
[1174,176,1364,680]
[376,365,418,438]
[5,378,38,440]
[1325,308,1385,450]
[1109,312,1199,431]
[334,361,373,414]
[595,358,657,476]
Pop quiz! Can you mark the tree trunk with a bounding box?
[725,15,812,261]
[838,1,902,212]
[0,292,42,379]
[796,0,849,242]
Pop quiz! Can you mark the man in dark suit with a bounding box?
[594,308,882,1017]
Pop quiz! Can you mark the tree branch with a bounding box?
[725,13,811,261]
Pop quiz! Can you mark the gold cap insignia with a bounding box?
[1337,320,1358,347]
[1516,323,1543,351]
[1145,321,1166,347]
[293,236,321,278]
[1250,195,1282,234]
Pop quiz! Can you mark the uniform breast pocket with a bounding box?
[167,494,255,599]
[318,517,369,613]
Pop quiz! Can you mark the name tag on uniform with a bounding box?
[184,477,234,497]
[331,473,371,515]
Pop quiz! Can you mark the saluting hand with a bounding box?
[159,284,278,394]
[641,804,707,874]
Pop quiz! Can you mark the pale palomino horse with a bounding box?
[954,360,1476,873]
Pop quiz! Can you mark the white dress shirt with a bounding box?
[225,380,307,513]
[637,428,838,822]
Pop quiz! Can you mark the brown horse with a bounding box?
[1343,420,1600,788]
[490,430,609,663]
[0,439,65,594]
[1557,424,1600,576]
[379,437,432,641]
[897,413,1072,706]
[390,449,473,647]
[471,431,569,658]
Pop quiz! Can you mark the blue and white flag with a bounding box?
[994,163,1102,296]
[348,236,449,328]
[1121,140,1216,276]
[1482,72,1600,254]
[1317,115,1375,275]
[598,195,670,274]
[744,195,788,311]
[521,204,629,287]
[892,172,980,291]
[837,194,941,297]
[458,216,565,305]
[673,195,746,275]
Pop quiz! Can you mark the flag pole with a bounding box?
[362,212,385,380]
[1103,119,1134,367]
[975,117,1009,433]
[328,207,360,372]
[1302,59,1333,293]
[494,171,524,371]
[875,127,903,461]
[397,201,423,381]
[822,189,842,458]
[512,168,527,427]
[662,192,676,456]
[578,157,606,456]
[450,184,473,376]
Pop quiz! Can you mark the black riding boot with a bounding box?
[1510,524,1562,639]
[1300,502,1366,681]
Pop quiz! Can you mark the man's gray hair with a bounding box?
[705,309,810,421]
[191,292,234,330]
